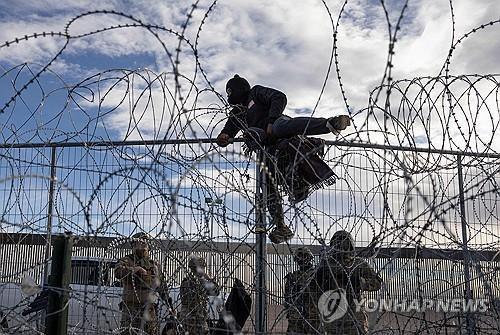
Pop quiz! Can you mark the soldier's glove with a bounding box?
[134,266,148,276]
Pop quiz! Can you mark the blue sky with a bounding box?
[0,0,499,246]
[0,0,499,147]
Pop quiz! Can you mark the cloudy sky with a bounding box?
[0,0,499,149]
[0,0,499,247]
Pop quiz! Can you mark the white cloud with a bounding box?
[1,0,500,247]
[1,0,499,148]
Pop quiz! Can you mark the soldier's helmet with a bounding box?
[188,256,207,273]
[293,247,314,265]
[131,232,150,246]
[329,230,355,255]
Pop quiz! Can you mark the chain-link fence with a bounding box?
[0,139,499,334]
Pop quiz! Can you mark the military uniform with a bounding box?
[179,257,220,335]
[115,234,168,335]
[284,247,320,334]
[315,231,382,335]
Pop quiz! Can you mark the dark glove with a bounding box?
[216,133,232,147]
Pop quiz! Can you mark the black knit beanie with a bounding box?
[226,74,250,105]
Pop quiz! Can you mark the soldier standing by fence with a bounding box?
[284,247,320,334]
[180,256,220,334]
[314,230,382,335]
[115,232,169,335]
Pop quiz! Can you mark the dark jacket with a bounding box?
[213,279,252,334]
[274,136,336,191]
[220,85,287,137]
[241,130,336,203]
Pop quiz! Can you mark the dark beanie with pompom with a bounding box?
[226,74,250,105]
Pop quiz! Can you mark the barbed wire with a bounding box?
[0,0,499,334]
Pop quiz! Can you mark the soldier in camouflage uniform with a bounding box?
[284,247,320,334]
[315,231,382,335]
[115,232,169,335]
[180,256,220,334]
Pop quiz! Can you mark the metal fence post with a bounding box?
[255,151,267,334]
[45,232,73,335]
[457,154,476,335]
[42,146,57,284]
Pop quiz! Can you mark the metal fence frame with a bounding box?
[1,138,500,334]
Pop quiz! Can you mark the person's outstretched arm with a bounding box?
[358,259,383,291]
[155,262,171,304]
[203,273,220,296]
[217,107,243,147]
[115,256,145,279]
[283,273,294,309]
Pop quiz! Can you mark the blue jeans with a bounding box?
[271,115,329,139]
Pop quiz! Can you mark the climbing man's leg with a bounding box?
[266,175,293,244]
[272,115,351,139]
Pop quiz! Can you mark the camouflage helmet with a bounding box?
[293,246,314,265]
[130,232,150,246]
[188,256,206,273]
[330,230,355,254]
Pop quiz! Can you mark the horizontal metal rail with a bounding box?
[0,138,499,159]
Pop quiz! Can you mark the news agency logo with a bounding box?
[318,290,490,324]
[317,288,349,323]
[359,298,490,313]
